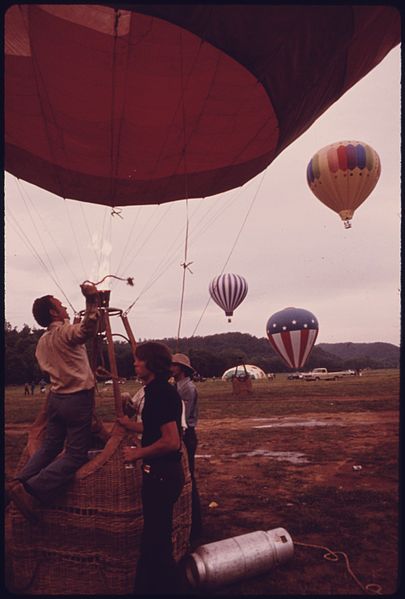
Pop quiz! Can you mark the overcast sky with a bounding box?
[5,46,400,347]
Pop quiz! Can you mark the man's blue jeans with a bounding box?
[17,389,94,504]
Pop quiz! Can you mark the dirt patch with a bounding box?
[193,408,399,594]
[5,397,399,595]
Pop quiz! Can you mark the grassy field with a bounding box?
[4,369,400,595]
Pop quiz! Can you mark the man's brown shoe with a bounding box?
[9,482,39,523]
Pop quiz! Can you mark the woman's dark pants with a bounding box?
[134,462,185,595]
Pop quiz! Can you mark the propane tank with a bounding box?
[185,527,293,591]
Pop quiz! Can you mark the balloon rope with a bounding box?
[6,207,77,314]
[118,205,172,287]
[79,203,100,265]
[176,200,191,347]
[108,9,120,204]
[176,30,191,347]
[221,170,266,273]
[14,178,81,288]
[63,200,88,278]
[294,541,383,594]
[191,170,266,337]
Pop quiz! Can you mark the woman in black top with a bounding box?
[119,342,184,595]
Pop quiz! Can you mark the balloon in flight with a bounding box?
[266,307,319,369]
[307,140,381,228]
[4,5,399,208]
[209,273,248,323]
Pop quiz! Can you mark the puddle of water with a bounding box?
[196,454,212,459]
[230,450,309,464]
[254,419,343,429]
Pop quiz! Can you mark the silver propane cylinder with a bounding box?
[185,527,293,591]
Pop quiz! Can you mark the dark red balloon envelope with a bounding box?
[5,5,400,207]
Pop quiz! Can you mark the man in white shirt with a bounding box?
[8,284,99,522]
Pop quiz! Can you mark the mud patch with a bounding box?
[229,449,309,463]
[254,419,343,429]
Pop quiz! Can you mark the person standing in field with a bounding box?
[171,353,202,542]
[24,382,30,396]
[7,283,99,523]
[118,342,184,595]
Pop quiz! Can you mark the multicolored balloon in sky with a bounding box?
[307,140,381,228]
[266,307,319,369]
[209,273,248,323]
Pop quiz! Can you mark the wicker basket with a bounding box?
[6,403,192,594]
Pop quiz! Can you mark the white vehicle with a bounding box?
[104,378,126,385]
[301,367,348,381]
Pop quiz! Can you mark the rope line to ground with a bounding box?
[14,177,79,283]
[191,168,267,337]
[294,540,383,595]
[6,206,76,314]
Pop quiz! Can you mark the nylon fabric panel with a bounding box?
[5,5,399,206]
[289,330,304,369]
[125,5,377,152]
[279,331,296,369]
[209,274,247,317]
[267,333,293,369]
[299,328,318,368]
[5,5,277,205]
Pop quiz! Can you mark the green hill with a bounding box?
[317,342,400,368]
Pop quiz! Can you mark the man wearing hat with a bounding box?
[171,353,202,541]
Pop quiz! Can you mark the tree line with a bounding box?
[4,322,396,385]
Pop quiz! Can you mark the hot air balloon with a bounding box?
[4,6,399,593]
[306,140,381,228]
[209,273,248,322]
[5,6,399,207]
[266,307,319,369]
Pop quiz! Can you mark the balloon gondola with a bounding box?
[307,141,381,228]
[5,288,192,594]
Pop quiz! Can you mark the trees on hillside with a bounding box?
[4,322,394,385]
[5,322,43,385]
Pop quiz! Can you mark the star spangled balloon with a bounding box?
[209,273,248,322]
[266,307,319,369]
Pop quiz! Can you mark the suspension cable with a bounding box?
[14,178,81,287]
[63,200,88,278]
[191,169,266,337]
[6,208,77,313]
[111,206,141,284]
[175,29,192,346]
[122,178,256,315]
[12,179,74,297]
[176,200,191,346]
[116,204,173,286]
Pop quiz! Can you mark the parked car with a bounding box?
[287,372,303,380]
[302,368,346,381]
